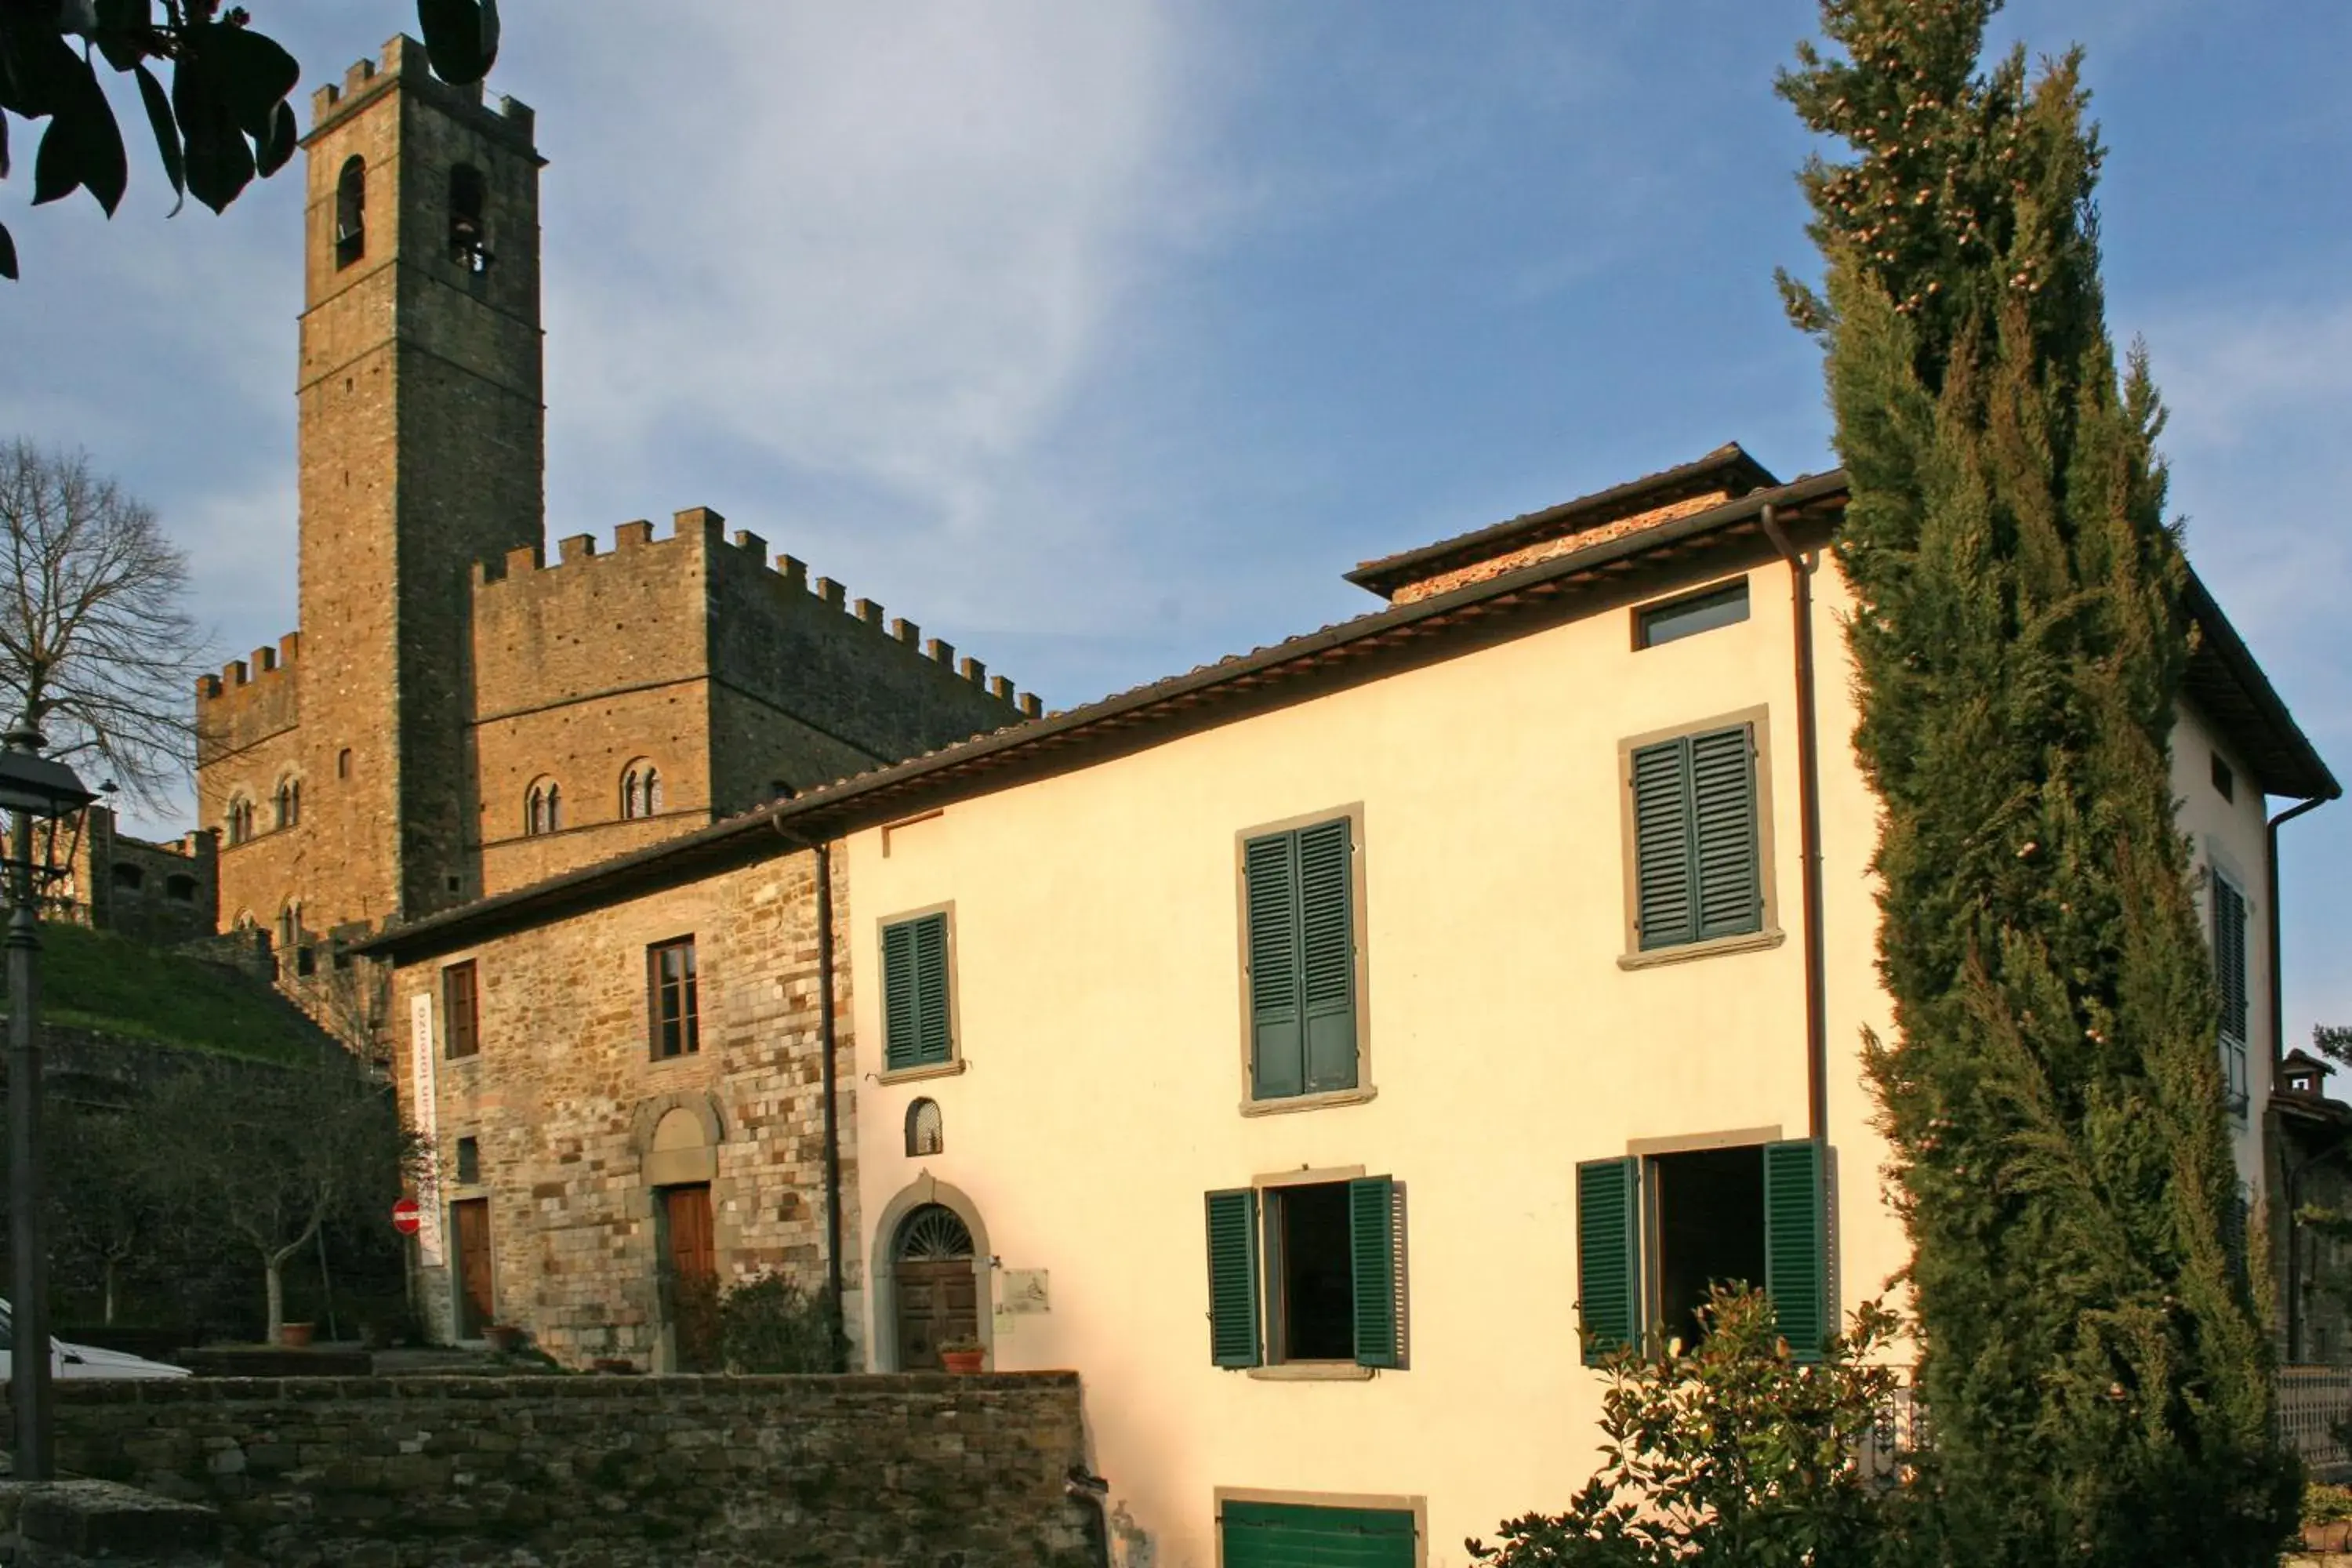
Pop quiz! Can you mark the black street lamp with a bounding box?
[0,722,96,1481]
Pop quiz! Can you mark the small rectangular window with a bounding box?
[443,961,480,1060]
[2213,877,2249,1119]
[1636,579,1749,648]
[2211,752,2235,803]
[880,913,953,1072]
[648,938,699,1059]
[455,1135,481,1185]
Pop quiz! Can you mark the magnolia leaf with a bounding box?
[31,107,82,205]
[173,53,254,213]
[0,221,16,281]
[417,0,498,85]
[253,97,295,179]
[132,61,182,212]
[187,20,298,141]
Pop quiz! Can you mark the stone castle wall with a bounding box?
[389,848,859,1368]
[34,1373,1095,1567]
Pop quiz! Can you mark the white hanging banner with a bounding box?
[408,991,445,1268]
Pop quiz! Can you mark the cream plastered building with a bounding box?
[364,445,2334,1568]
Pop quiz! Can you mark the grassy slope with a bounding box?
[2,923,325,1065]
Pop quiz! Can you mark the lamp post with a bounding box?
[0,722,96,1480]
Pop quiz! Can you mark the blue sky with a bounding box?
[4,2,2345,1038]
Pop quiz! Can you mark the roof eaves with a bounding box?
[2182,564,2340,802]
[361,470,1850,962]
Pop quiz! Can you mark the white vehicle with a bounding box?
[0,1300,190,1381]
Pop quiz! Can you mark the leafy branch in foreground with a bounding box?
[0,0,499,280]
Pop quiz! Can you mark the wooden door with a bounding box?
[452,1198,494,1339]
[662,1185,715,1282]
[894,1260,978,1370]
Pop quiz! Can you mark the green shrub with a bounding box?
[1469,1287,1907,1568]
[718,1272,842,1373]
[2303,1483,2352,1528]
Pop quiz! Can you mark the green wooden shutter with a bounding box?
[1576,1156,1640,1363]
[1298,818,1358,1093]
[1691,724,1762,938]
[1221,1501,1416,1568]
[1632,739,1696,949]
[912,913,953,1065]
[882,919,920,1071]
[1205,1188,1261,1367]
[1763,1138,1828,1363]
[2215,879,2249,1044]
[1245,832,1305,1098]
[1349,1175,1401,1368]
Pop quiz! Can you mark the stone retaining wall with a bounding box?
[38,1373,1094,1566]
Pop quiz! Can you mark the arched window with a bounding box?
[335,155,366,268]
[620,760,663,820]
[277,900,300,957]
[905,1098,944,1157]
[274,778,300,829]
[527,779,561,836]
[448,162,488,272]
[227,796,254,845]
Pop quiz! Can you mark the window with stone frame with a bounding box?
[648,937,699,1059]
[527,779,561,836]
[444,960,481,1060]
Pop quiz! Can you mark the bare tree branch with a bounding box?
[0,439,211,807]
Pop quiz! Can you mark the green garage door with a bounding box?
[1221,1500,1416,1567]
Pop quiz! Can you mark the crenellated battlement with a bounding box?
[308,34,535,145]
[470,509,1041,718]
[197,632,303,705]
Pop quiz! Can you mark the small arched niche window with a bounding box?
[335,155,366,268]
[274,777,301,829]
[448,162,489,273]
[336,747,354,780]
[620,760,663,821]
[905,1098,944,1158]
[527,779,562,836]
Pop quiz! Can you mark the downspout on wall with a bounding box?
[2268,795,2328,1074]
[1760,504,1829,1143]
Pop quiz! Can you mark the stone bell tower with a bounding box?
[282,36,546,930]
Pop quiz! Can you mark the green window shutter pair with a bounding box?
[1632,724,1762,950]
[881,913,952,1070]
[1244,818,1356,1098]
[1573,1140,1829,1364]
[1204,1177,1401,1369]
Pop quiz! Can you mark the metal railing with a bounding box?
[2278,1365,2352,1476]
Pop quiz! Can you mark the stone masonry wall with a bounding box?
[38,1373,1094,1567]
[389,848,860,1367]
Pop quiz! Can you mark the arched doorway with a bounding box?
[893,1203,978,1370]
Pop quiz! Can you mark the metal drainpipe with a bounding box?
[1759,503,1829,1144]
[2268,793,2328,1362]
[771,815,848,1370]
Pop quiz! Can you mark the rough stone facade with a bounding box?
[385,848,858,1369]
[194,34,1036,996]
[31,1373,1094,1567]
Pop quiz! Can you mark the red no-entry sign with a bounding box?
[391,1196,423,1236]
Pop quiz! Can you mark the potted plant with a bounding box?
[938,1335,985,1374]
[278,1322,315,1348]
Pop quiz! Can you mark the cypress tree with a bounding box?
[1776,3,2297,1562]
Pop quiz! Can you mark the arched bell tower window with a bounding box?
[527,779,561,836]
[448,162,489,273]
[335,156,366,268]
[905,1098,944,1157]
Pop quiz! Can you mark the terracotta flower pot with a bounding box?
[278,1323,315,1348]
[941,1348,985,1374]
